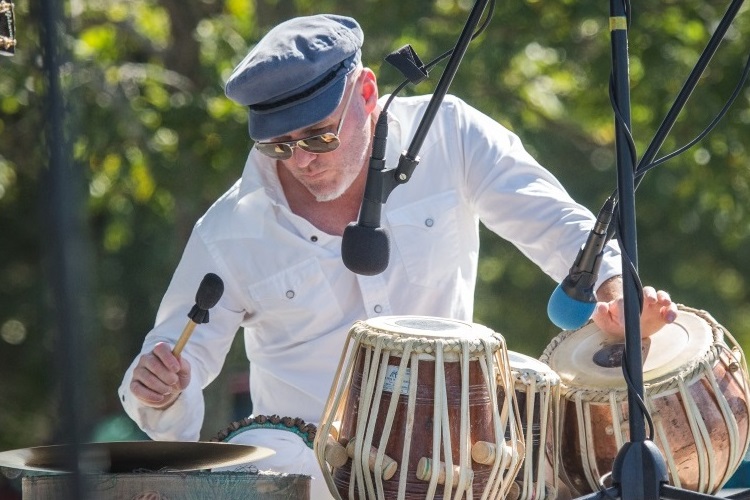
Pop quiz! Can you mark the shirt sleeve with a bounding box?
[452,97,622,288]
[118,224,246,441]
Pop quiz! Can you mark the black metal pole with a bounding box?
[636,0,747,179]
[607,0,669,498]
[39,0,93,497]
[393,0,490,183]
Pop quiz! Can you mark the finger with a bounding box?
[642,286,657,304]
[661,302,678,323]
[594,301,610,317]
[152,342,181,372]
[130,379,167,404]
[656,289,671,304]
[134,362,178,394]
[142,353,179,381]
[611,298,625,325]
[176,356,192,390]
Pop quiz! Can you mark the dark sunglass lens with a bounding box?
[299,134,340,154]
[256,142,293,159]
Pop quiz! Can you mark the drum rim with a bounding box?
[508,350,561,386]
[349,316,505,354]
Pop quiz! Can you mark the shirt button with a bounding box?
[310,235,318,242]
[286,290,295,299]
[374,305,383,314]
[425,218,434,227]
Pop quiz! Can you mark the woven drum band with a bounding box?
[212,415,318,450]
[349,316,505,357]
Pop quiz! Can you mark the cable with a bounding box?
[637,48,750,177]
[382,0,495,113]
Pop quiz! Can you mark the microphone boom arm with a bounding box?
[361,0,492,212]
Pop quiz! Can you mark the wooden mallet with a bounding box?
[172,273,224,357]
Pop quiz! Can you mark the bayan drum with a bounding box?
[540,305,750,495]
[315,315,524,500]
[506,351,561,500]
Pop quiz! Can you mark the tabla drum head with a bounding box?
[543,308,714,391]
[508,351,558,379]
[361,315,493,340]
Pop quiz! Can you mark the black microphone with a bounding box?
[547,197,616,330]
[342,113,393,275]
[172,273,224,356]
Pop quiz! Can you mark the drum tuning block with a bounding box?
[345,438,398,480]
[324,436,348,468]
[471,440,522,467]
[416,457,474,486]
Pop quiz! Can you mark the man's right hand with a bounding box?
[130,342,191,409]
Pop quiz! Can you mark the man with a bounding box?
[119,14,676,499]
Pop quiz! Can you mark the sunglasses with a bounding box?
[255,82,357,160]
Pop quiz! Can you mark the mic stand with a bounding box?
[607,0,667,495]
[342,0,491,275]
[361,0,491,209]
[578,0,747,499]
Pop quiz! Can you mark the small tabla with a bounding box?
[540,305,750,495]
[506,351,561,500]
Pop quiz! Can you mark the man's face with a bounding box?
[270,75,371,202]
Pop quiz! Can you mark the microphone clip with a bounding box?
[561,257,603,303]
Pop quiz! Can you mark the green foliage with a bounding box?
[0,0,749,451]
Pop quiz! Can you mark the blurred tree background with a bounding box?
[1,0,749,460]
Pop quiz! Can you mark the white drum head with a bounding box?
[509,351,556,376]
[362,315,491,340]
[543,308,714,390]
[352,316,503,358]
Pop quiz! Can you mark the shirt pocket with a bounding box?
[386,190,461,288]
[247,258,344,341]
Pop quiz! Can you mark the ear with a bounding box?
[360,68,379,113]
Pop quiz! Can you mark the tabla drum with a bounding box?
[505,351,561,500]
[540,305,750,495]
[314,316,524,500]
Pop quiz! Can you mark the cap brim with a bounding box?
[248,74,347,142]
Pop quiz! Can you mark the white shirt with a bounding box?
[118,94,622,441]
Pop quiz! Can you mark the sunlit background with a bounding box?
[1,0,749,496]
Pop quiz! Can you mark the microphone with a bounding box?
[342,112,393,275]
[547,198,616,330]
[172,273,225,356]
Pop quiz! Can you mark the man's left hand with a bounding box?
[592,284,678,339]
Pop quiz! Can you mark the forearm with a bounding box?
[596,275,623,303]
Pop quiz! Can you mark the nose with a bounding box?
[286,147,318,168]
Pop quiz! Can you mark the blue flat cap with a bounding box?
[225,14,363,141]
